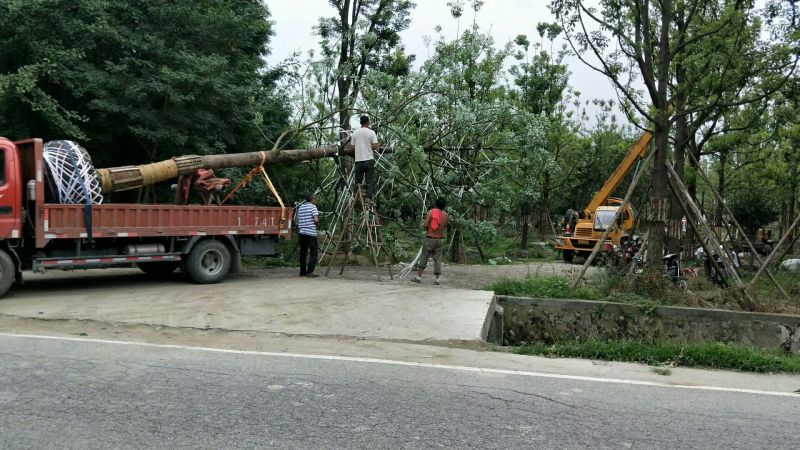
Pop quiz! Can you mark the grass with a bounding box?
[487,274,660,307]
[514,339,800,374]
[742,269,800,299]
[488,276,603,300]
[650,367,672,376]
[243,255,296,268]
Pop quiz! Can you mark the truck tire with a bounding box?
[184,240,231,284]
[137,261,180,278]
[562,250,574,263]
[0,250,16,298]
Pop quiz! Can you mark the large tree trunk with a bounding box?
[335,0,355,181]
[520,205,530,250]
[668,5,687,254]
[715,151,727,230]
[647,0,673,266]
[685,135,701,255]
[787,148,798,252]
[97,144,392,193]
[450,226,465,263]
[648,118,670,265]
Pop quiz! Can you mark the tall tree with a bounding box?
[508,25,570,247]
[0,0,285,166]
[316,0,414,144]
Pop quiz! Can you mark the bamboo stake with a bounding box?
[666,164,745,288]
[686,151,789,299]
[750,212,800,286]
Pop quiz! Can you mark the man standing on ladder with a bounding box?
[414,197,449,285]
[352,115,379,204]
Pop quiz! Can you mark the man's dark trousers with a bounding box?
[354,159,375,197]
[299,233,318,275]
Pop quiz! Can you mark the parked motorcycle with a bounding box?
[663,253,688,291]
[695,247,729,288]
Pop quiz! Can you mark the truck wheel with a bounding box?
[562,250,574,263]
[184,240,231,284]
[0,250,16,298]
[137,261,179,278]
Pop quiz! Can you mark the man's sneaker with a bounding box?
[413,276,421,283]
[434,278,441,286]
[306,273,319,278]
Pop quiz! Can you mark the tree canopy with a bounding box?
[0,0,287,166]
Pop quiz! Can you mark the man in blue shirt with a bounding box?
[296,193,320,277]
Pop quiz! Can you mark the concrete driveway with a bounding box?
[0,269,497,344]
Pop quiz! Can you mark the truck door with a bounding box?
[0,140,21,239]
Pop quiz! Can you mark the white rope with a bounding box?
[42,140,103,204]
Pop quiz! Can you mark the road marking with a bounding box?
[1,332,797,398]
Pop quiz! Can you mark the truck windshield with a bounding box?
[594,210,617,230]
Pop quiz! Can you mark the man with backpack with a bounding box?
[414,197,449,285]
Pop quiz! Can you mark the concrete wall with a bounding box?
[498,296,800,354]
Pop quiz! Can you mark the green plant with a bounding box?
[650,367,672,376]
[514,339,800,374]
[487,276,602,300]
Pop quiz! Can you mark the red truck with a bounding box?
[0,138,292,297]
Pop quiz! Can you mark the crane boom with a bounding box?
[583,132,652,219]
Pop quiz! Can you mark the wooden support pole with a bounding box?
[666,164,744,288]
[572,148,655,287]
[686,151,789,299]
[750,212,800,287]
[668,175,729,287]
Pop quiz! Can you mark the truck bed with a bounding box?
[40,203,291,245]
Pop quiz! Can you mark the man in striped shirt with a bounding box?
[297,193,320,277]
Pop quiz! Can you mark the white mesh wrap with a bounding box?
[43,140,104,204]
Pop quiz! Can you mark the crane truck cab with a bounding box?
[556,199,636,263]
[555,132,652,263]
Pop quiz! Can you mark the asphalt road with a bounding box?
[1,334,798,449]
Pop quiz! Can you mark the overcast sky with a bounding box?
[265,0,619,116]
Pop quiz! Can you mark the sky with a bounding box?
[265,0,620,118]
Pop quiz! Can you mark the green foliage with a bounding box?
[515,339,800,373]
[0,0,288,168]
[488,276,602,300]
[728,186,781,234]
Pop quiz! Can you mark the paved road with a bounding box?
[1,335,797,449]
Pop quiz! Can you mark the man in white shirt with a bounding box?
[352,115,379,201]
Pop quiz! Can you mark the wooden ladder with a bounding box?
[324,187,394,281]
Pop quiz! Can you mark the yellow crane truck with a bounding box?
[556,132,652,263]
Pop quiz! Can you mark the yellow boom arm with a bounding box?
[583,132,652,220]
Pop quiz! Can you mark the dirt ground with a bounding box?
[247,260,596,290]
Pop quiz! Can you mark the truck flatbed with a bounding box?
[41,203,290,244]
